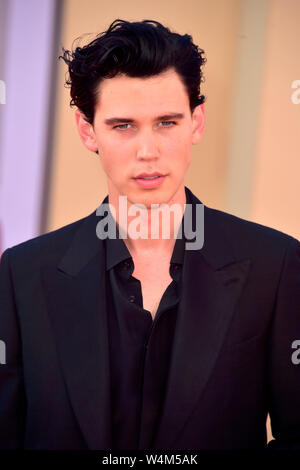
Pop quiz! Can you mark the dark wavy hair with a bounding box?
[59,19,206,127]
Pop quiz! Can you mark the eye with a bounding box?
[114,123,132,130]
[158,121,176,127]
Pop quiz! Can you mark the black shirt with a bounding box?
[104,207,186,450]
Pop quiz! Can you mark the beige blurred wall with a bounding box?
[251,0,300,239]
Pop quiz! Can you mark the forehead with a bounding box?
[95,68,189,114]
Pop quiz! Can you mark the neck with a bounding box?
[108,185,186,256]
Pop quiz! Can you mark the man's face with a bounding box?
[76,68,204,208]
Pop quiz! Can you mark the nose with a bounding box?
[136,128,159,160]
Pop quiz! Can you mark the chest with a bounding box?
[132,257,173,320]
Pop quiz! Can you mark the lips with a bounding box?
[137,176,160,180]
[133,174,166,188]
[135,172,165,179]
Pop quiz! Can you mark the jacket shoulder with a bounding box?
[205,205,299,256]
[1,210,96,267]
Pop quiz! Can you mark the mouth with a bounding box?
[133,174,167,188]
[136,176,162,180]
[134,172,166,180]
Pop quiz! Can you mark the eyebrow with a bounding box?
[104,113,185,126]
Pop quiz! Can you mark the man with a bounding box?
[0,19,299,450]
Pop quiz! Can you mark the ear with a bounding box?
[75,109,98,152]
[191,103,205,145]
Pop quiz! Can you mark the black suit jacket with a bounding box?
[0,186,300,450]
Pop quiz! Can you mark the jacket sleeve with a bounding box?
[267,236,300,450]
[0,248,26,449]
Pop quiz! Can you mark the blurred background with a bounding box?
[0,0,300,443]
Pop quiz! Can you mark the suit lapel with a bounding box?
[41,202,113,450]
[151,188,251,449]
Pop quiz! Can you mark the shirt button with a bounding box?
[123,260,130,269]
[174,264,179,270]
[128,295,135,302]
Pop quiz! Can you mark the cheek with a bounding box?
[98,151,115,177]
[167,137,191,167]
[167,128,191,152]
[100,149,130,182]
